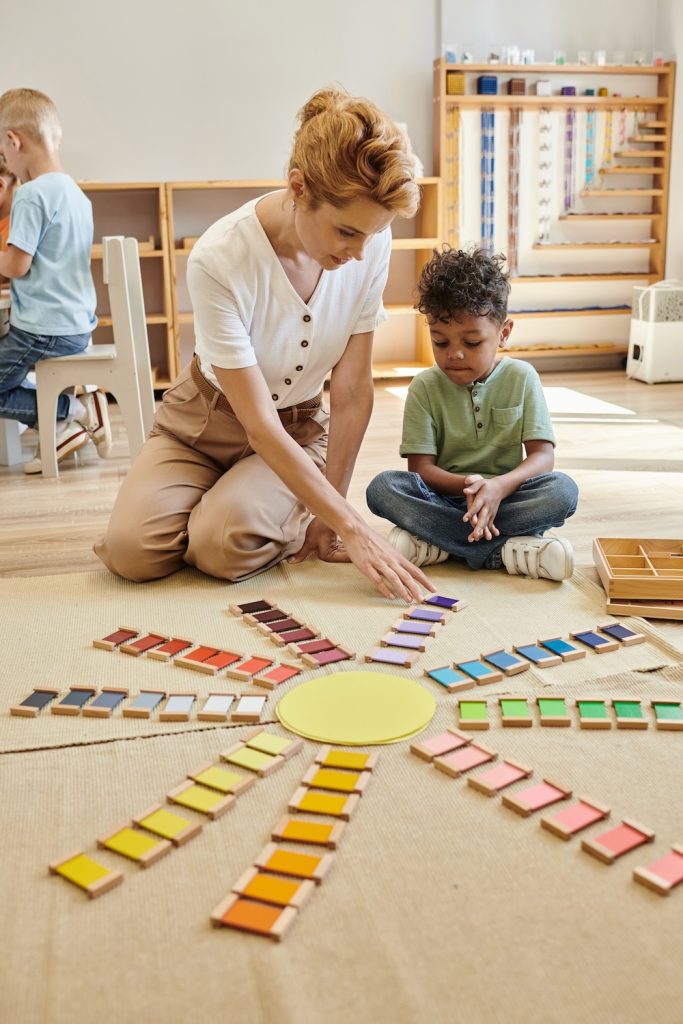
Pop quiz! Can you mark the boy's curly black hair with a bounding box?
[416,244,510,325]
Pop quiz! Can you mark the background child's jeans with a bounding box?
[0,325,91,427]
[366,469,579,570]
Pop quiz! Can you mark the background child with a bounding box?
[366,245,579,581]
[0,88,111,474]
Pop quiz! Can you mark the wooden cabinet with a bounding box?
[165,178,441,380]
[165,180,283,374]
[433,59,675,364]
[80,182,175,385]
[78,177,440,386]
[372,177,441,377]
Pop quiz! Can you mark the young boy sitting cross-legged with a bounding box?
[366,245,578,581]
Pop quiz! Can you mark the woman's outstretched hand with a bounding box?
[288,517,435,603]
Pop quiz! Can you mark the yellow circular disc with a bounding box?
[276,670,436,746]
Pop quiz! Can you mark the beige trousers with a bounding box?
[94,361,329,582]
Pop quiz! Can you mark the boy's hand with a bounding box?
[462,474,503,542]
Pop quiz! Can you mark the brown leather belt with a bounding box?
[190,355,322,426]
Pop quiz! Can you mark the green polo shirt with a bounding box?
[400,358,555,477]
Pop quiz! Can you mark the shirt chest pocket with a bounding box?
[491,405,523,442]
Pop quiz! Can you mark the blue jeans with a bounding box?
[0,325,91,427]
[366,470,579,570]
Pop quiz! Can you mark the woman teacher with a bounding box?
[96,87,431,602]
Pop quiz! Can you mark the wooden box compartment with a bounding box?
[604,598,683,621]
[593,537,683,601]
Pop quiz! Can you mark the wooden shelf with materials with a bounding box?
[598,166,664,175]
[533,241,658,250]
[510,272,657,282]
[580,188,664,197]
[443,95,666,110]
[558,213,656,221]
[438,62,672,77]
[79,181,175,386]
[372,342,630,380]
[510,308,631,319]
[432,58,675,365]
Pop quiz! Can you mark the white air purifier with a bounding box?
[627,280,683,384]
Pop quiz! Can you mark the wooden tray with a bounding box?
[605,597,683,622]
[593,537,683,602]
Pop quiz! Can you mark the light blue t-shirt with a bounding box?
[8,173,97,335]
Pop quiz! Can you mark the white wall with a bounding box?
[2,0,679,274]
[440,0,659,65]
[1,0,438,181]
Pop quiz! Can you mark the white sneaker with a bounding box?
[23,420,90,475]
[388,526,449,567]
[501,534,574,581]
[76,390,112,458]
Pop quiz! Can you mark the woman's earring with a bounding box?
[292,200,296,211]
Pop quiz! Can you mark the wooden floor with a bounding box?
[2,367,682,645]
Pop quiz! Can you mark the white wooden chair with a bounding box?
[35,236,155,478]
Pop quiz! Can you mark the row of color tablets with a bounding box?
[12,686,129,718]
[410,728,682,895]
[49,731,303,899]
[211,746,378,940]
[453,696,683,731]
[231,600,320,648]
[11,686,268,723]
[366,594,466,669]
[93,625,302,689]
[228,599,356,671]
[424,623,646,692]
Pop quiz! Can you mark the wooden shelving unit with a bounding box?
[433,59,676,364]
[79,182,174,386]
[510,308,630,318]
[559,213,655,220]
[435,94,666,109]
[165,177,441,379]
[165,180,282,374]
[599,166,665,174]
[580,188,663,197]
[504,342,628,359]
[373,176,441,376]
